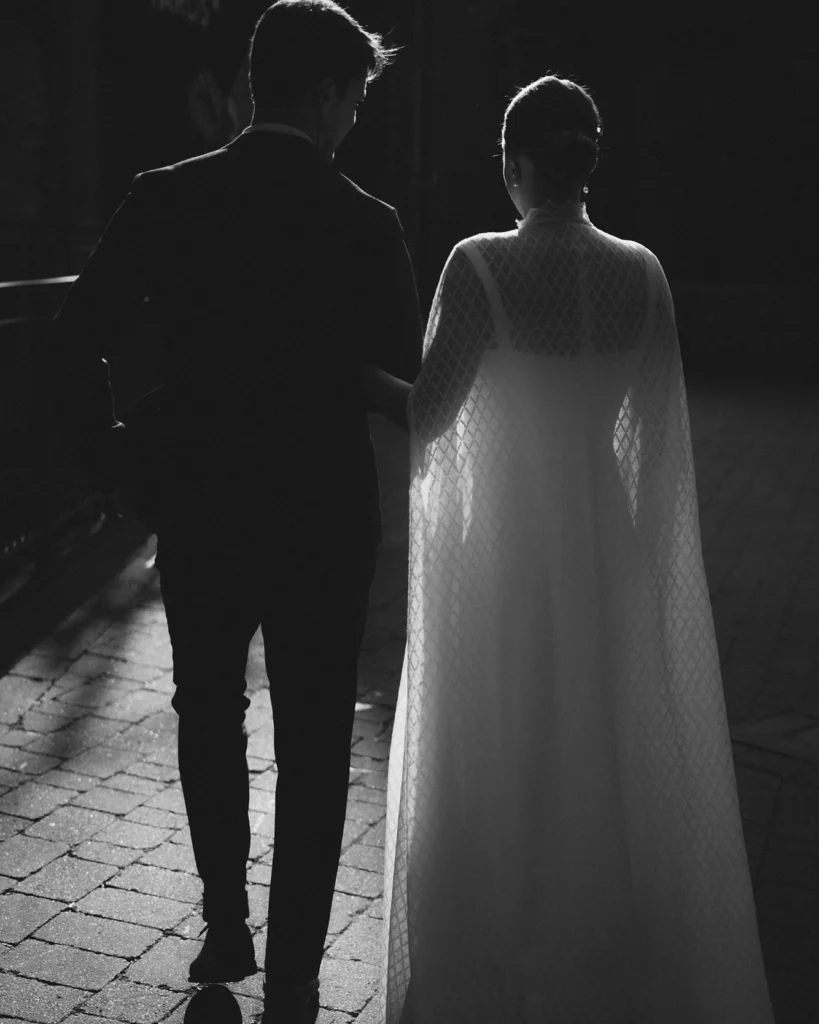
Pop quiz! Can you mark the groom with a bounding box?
[46,2,422,1021]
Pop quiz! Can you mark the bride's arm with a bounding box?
[360,362,412,432]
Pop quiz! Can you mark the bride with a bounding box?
[364,74,773,1023]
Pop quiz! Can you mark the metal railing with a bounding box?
[0,275,113,606]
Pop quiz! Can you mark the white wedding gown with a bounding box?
[379,201,774,1023]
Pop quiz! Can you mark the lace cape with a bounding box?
[379,202,773,1022]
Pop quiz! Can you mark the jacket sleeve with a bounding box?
[44,172,159,491]
[356,207,424,385]
[46,172,155,434]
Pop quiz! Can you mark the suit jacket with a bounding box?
[47,130,424,549]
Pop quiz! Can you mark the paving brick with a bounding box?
[0,834,69,877]
[144,673,174,694]
[317,956,379,1015]
[25,715,132,756]
[37,769,99,792]
[34,909,162,957]
[53,680,128,709]
[75,886,191,929]
[93,690,170,723]
[359,820,386,848]
[79,979,184,1023]
[109,863,200,904]
[0,727,42,746]
[0,973,87,1023]
[66,653,124,679]
[72,785,146,815]
[9,657,74,682]
[20,709,75,734]
[327,915,382,966]
[74,839,142,867]
[327,892,370,937]
[105,660,166,684]
[358,770,387,792]
[125,805,186,830]
[340,843,385,874]
[111,712,177,755]
[168,824,192,846]
[0,781,78,819]
[353,704,394,724]
[144,786,185,813]
[123,934,201,990]
[344,800,385,826]
[30,699,88,722]
[350,738,390,761]
[340,819,371,850]
[94,819,172,850]
[125,761,178,782]
[139,842,197,873]
[25,805,117,845]
[0,745,61,774]
[0,765,32,787]
[247,862,269,885]
[0,811,28,839]
[334,866,382,900]
[365,897,383,920]
[347,784,386,807]
[16,853,118,901]
[0,937,128,989]
[250,810,276,838]
[249,787,275,813]
[249,768,278,792]
[102,772,163,796]
[349,755,384,775]
[172,913,205,939]
[0,893,63,942]
[60,745,141,778]
[351,717,388,741]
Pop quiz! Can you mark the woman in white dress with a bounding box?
[363,74,773,1023]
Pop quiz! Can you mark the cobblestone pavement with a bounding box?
[1,375,819,1023]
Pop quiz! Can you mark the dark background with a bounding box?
[0,0,816,364]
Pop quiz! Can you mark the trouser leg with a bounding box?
[263,551,377,984]
[157,534,259,923]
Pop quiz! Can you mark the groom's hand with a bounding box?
[360,363,412,432]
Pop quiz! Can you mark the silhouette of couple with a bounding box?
[48,2,773,1021]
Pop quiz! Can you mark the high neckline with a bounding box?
[516,198,591,232]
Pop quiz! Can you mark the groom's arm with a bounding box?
[357,207,424,386]
[46,173,155,487]
[359,363,412,432]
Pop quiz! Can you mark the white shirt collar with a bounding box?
[241,122,314,145]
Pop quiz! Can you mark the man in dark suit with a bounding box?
[47,3,422,1021]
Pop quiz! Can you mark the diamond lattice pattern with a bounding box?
[379,207,773,1023]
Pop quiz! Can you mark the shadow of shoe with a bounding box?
[184,985,243,1024]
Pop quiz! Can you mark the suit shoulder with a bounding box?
[332,171,399,226]
[133,147,230,190]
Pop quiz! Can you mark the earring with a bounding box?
[583,186,589,194]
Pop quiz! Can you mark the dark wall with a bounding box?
[2,0,816,364]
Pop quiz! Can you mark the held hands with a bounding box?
[359,363,413,432]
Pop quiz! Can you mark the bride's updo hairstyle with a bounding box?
[502,75,602,200]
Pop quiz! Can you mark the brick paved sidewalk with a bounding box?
[1,378,819,1023]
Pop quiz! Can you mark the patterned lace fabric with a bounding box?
[379,210,774,1022]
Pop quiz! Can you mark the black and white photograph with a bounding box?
[0,1,816,1021]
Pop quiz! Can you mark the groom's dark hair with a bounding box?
[249,0,399,111]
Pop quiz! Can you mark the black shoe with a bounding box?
[256,978,320,1024]
[188,921,258,984]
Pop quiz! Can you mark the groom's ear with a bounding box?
[313,77,340,110]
